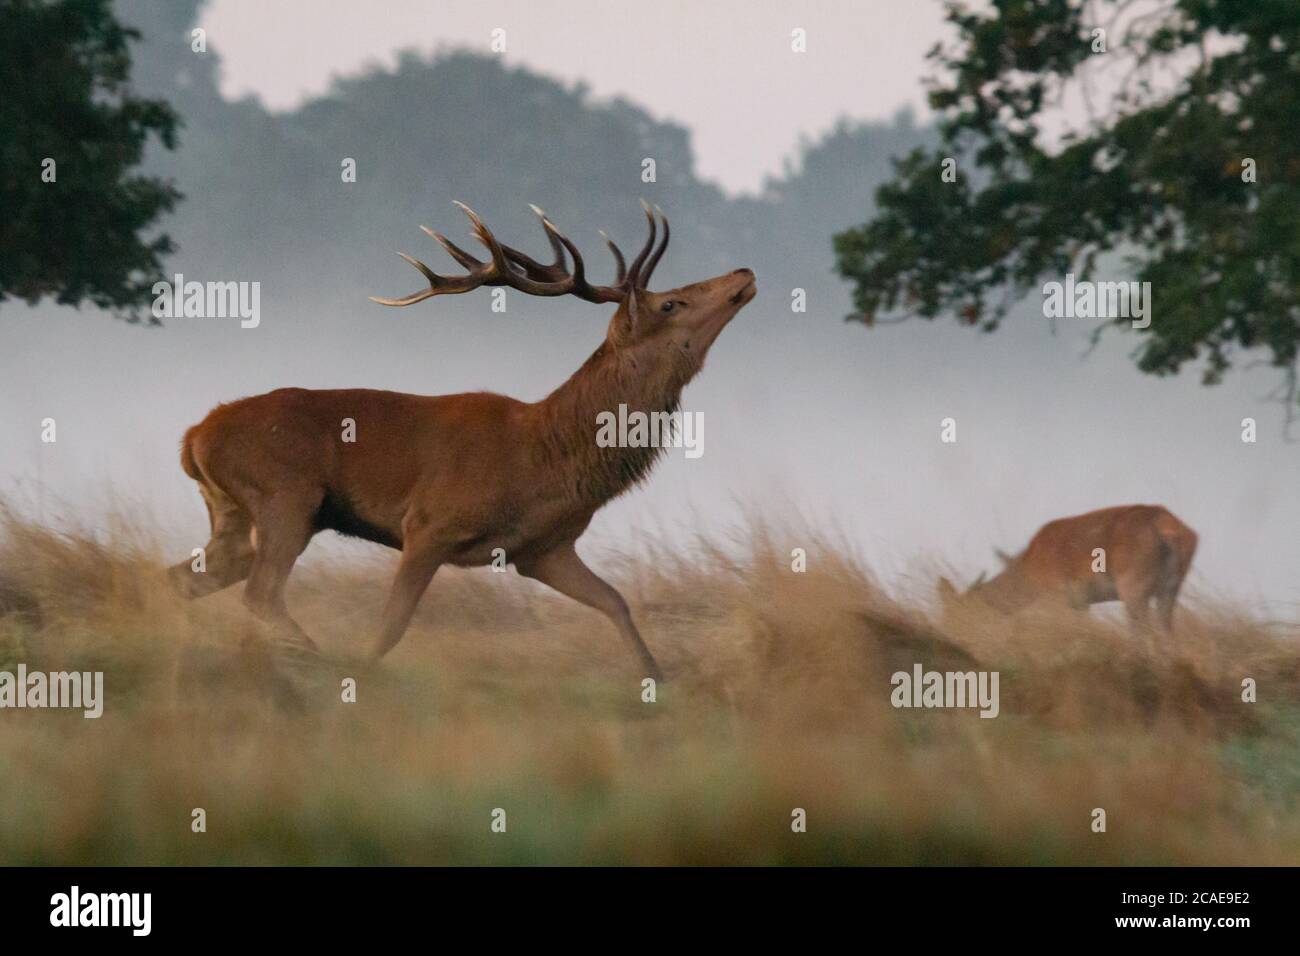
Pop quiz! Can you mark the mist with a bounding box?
[2,0,1295,620]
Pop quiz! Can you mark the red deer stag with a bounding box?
[168,202,756,680]
[938,505,1197,632]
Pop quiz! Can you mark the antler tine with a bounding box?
[599,230,627,285]
[541,216,587,285]
[369,285,439,307]
[371,202,659,306]
[540,216,620,303]
[498,204,570,282]
[639,205,670,288]
[454,201,511,275]
[456,201,589,296]
[370,204,506,307]
[368,246,486,306]
[502,207,622,302]
[527,203,567,270]
[421,225,483,271]
[396,251,439,286]
[534,213,626,303]
[624,199,657,289]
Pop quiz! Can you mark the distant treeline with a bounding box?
[118,0,935,316]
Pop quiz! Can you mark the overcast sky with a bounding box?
[201,0,948,194]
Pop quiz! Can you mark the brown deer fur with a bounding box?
[167,203,756,679]
[938,505,1197,632]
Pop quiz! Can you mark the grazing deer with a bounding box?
[938,505,1197,632]
[167,202,756,680]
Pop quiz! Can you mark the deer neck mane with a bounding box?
[531,339,695,508]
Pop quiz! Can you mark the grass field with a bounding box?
[0,502,1297,865]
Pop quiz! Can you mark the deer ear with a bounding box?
[609,290,639,345]
[937,576,957,600]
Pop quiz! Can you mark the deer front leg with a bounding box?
[368,545,442,662]
[1116,572,1158,635]
[516,543,665,683]
[1154,591,1178,633]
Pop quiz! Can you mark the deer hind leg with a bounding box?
[241,492,320,651]
[167,485,255,598]
[1124,595,1152,631]
[517,543,665,682]
[1153,536,1193,634]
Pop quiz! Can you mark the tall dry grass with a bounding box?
[0,500,1297,865]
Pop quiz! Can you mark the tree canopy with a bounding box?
[834,0,1300,411]
[0,0,180,318]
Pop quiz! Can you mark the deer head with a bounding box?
[937,571,987,610]
[370,201,755,376]
[371,201,755,505]
[939,565,1037,618]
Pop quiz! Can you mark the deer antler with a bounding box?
[371,202,670,307]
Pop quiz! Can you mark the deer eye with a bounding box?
[660,301,676,314]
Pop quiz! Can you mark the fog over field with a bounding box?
[2,0,1296,619]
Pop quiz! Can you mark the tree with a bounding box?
[0,0,180,319]
[834,0,1300,415]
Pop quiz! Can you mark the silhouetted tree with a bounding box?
[0,0,180,318]
[835,0,1300,413]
